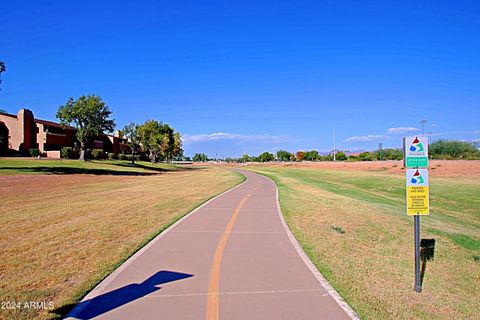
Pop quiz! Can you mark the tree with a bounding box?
[137,120,163,163]
[57,95,115,161]
[336,151,347,161]
[171,132,183,161]
[430,139,479,159]
[259,152,274,162]
[0,60,6,90]
[304,150,319,161]
[193,153,207,162]
[358,151,373,161]
[121,122,141,164]
[137,121,182,163]
[276,150,292,162]
[241,154,251,163]
[296,151,305,162]
[376,148,402,160]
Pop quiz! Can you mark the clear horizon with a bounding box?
[1,1,479,157]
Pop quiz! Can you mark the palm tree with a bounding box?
[0,61,6,90]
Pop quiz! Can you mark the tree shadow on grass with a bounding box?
[0,166,159,176]
[107,162,205,173]
[52,270,194,319]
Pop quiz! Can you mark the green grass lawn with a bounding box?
[247,165,480,320]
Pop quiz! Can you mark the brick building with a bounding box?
[0,108,129,157]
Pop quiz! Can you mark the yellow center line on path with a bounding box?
[206,192,252,320]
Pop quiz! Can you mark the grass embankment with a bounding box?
[0,159,244,320]
[247,165,479,320]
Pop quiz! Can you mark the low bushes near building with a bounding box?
[107,153,118,160]
[29,148,40,157]
[61,147,79,159]
[91,149,106,160]
[118,153,128,160]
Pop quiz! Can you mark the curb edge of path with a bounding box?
[264,172,360,320]
[65,176,248,320]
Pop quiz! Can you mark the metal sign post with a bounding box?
[404,136,429,293]
[414,215,421,292]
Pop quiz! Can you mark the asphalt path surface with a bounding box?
[67,170,356,320]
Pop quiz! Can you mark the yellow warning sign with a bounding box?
[406,169,429,215]
[407,186,429,215]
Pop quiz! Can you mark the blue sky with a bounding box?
[1,0,479,157]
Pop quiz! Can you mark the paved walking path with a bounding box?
[67,170,356,320]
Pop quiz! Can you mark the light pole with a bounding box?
[421,120,427,137]
[333,125,336,162]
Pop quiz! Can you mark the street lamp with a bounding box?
[420,120,427,137]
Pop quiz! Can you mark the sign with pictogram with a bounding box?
[406,169,429,215]
[404,136,428,168]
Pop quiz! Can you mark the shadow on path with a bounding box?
[54,270,193,319]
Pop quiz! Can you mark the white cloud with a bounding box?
[183,132,288,144]
[183,132,240,143]
[387,127,420,134]
[344,134,390,142]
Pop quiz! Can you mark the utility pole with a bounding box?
[333,125,336,162]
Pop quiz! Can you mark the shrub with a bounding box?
[119,153,128,160]
[61,147,79,159]
[29,148,39,157]
[331,225,345,234]
[430,139,480,159]
[91,149,106,160]
[358,152,373,161]
[108,153,118,160]
[335,151,347,161]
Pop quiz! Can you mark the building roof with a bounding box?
[0,111,17,119]
[35,118,75,129]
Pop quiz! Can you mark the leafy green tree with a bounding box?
[171,132,183,161]
[336,151,347,161]
[379,148,403,160]
[0,60,6,90]
[57,95,115,161]
[159,124,174,162]
[137,120,164,163]
[138,122,182,163]
[276,150,293,162]
[358,151,373,161]
[322,154,334,161]
[430,139,479,159]
[304,150,319,161]
[241,154,251,163]
[259,152,274,162]
[121,122,141,164]
[193,153,207,162]
[160,126,183,163]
